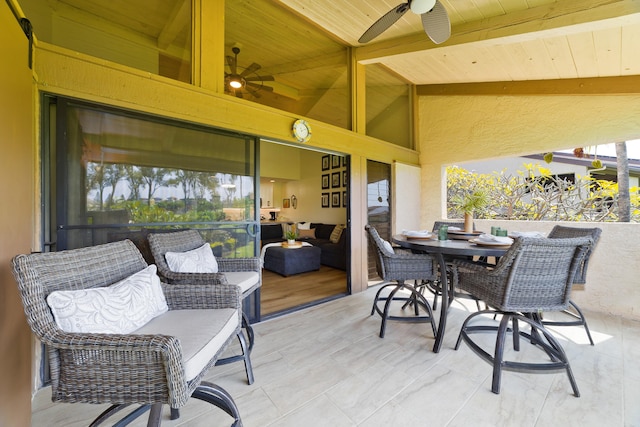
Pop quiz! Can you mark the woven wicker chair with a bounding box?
[453,236,593,396]
[11,240,243,426]
[365,225,437,339]
[148,229,258,385]
[545,225,602,345]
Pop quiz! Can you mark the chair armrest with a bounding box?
[46,331,189,407]
[161,270,229,286]
[383,251,437,280]
[162,283,242,310]
[451,259,495,273]
[217,257,260,272]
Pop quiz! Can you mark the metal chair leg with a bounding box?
[193,381,243,427]
[457,310,580,397]
[215,330,254,385]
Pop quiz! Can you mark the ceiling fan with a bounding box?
[358,0,451,45]
[225,47,275,98]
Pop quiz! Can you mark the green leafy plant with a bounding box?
[451,190,488,214]
[285,230,297,240]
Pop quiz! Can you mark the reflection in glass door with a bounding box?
[43,96,260,322]
[366,160,391,280]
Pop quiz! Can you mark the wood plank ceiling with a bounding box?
[51,0,640,89]
[279,0,640,85]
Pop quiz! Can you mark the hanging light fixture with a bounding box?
[410,0,437,14]
[228,75,244,89]
[226,47,246,90]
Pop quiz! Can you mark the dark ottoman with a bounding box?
[263,245,322,276]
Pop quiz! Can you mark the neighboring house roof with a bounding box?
[523,152,640,177]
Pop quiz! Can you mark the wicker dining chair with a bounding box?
[148,229,258,385]
[11,240,243,426]
[365,225,437,339]
[545,225,602,345]
[453,236,593,396]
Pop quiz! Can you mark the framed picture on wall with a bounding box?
[322,155,330,171]
[342,191,347,207]
[331,172,340,188]
[283,198,290,208]
[321,192,330,208]
[342,156,347,167]
[331,155,341,169]
[322,174,330,189]
[342,170,347,187]
[331,191,340,207]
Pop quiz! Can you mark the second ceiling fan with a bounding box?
[359,0,451,45]
[225,47,275,98]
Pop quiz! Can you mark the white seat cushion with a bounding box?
[224,271,260,294]
[133,308,238,381]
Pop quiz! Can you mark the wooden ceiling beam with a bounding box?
[260,51,347,76]
[355,0,640,63]
[157,0,190,50]
[417,75,640,95]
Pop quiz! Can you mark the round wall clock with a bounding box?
[292,119,311,143]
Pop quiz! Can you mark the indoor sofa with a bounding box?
[300,223,347,271]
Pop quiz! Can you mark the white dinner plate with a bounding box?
[469,238,512,247]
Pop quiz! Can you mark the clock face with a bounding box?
[293,119,311,142]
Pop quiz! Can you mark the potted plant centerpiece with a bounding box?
[452,190,488,232]
[285,226,297,245]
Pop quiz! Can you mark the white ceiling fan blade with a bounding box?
[421,0,450,44]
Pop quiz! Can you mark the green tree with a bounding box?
[86,162,106,210]
[139,167,169,206]
[124,165,144,201]
[103,164,125,209]
[170,169,199,213]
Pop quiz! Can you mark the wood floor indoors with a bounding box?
[32,285,640,426]
[261,266,348,316]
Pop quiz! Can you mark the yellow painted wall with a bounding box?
[418,93,640,225]
[0,2,35,425]
[278,149,347,225]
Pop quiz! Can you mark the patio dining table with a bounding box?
[392,234,510,353]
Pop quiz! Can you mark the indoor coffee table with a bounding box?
[263,244,322,276]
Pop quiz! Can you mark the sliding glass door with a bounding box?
[366,160,391,280]
[43,96,260,319]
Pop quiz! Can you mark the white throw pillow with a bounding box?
[46,265,168,334]
[165,243,218,273]
[297,222,311,230]
[382,240,394,254]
